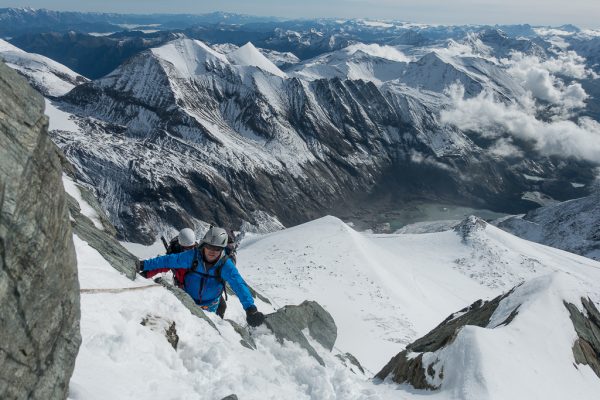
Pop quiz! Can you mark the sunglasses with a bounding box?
[204,244,224,252]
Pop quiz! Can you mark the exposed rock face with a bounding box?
[375,291,515,389]
[64,180,137,279]
[565,298,600,378]
[264,300,337,366]
[0,60,80,399]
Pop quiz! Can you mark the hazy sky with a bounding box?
[1,0,599,28]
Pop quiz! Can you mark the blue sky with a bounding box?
[1,0,599,28]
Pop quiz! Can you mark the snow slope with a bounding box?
[384,272,600,400]
[0,38,87,96]
[69,200,600,399]
[239,215,600,375]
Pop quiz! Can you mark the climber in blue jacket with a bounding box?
[138,226,265,327]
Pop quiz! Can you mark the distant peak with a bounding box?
[227,42,286,78]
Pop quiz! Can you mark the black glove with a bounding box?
[245,305,265,327]
[136,260,145,273]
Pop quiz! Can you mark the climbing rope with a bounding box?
[80,284,160,294]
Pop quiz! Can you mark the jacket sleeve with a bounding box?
[221,259,255,310]
[143,248,196,271]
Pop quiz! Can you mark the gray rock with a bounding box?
[226,319,256,350]
[155,279,219,332]
[564,298,600,378]
[376,289,516,389]
[0,60,81,399]
[336,352,366,374]
[264,300,337,366]
[141,315,179,350]
[65,185,137,279]
[220,395,238,400]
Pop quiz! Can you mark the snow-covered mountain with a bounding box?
[0,38,87,96]
[288,43,411,83]
[37,34,593,243]
[496,188,600,260]
[289,40,527,100]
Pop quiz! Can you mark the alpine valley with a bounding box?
[1,7,600,400]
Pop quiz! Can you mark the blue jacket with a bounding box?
[143,248,254,311]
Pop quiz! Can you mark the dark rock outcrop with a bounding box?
[0,60,80,399]
[565,297,600,378]
[376,290,516,389]
[264,300,337,366]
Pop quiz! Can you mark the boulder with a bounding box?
[264,300,337,366]
[0,60,81,399]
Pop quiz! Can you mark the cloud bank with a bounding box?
[441,84,600,163]
[502,51,595,112]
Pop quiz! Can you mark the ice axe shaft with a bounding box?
[160,235,169,251]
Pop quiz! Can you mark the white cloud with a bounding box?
[502,51,593,112]
[441,84,600,163]
[434,39,495,60]
[344,43,412,62]
[488,137,524,158]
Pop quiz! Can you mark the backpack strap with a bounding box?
[214,255,229,301]
[191,247,200,272]
[184,251,230,302]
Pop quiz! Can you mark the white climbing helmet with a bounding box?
[178,228,196,247]
[202,226,228,248]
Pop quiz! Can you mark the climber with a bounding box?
[142,227,197,286]
[137,226,265,327]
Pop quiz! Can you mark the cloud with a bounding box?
[441,84,600,163]
[434,39,494,60]
[502,51,593,112]
[344,43,412,62]
[488,137,524,158]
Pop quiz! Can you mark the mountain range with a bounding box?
[1,8,598,246]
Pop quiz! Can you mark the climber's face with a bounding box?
[203,245,222,263]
